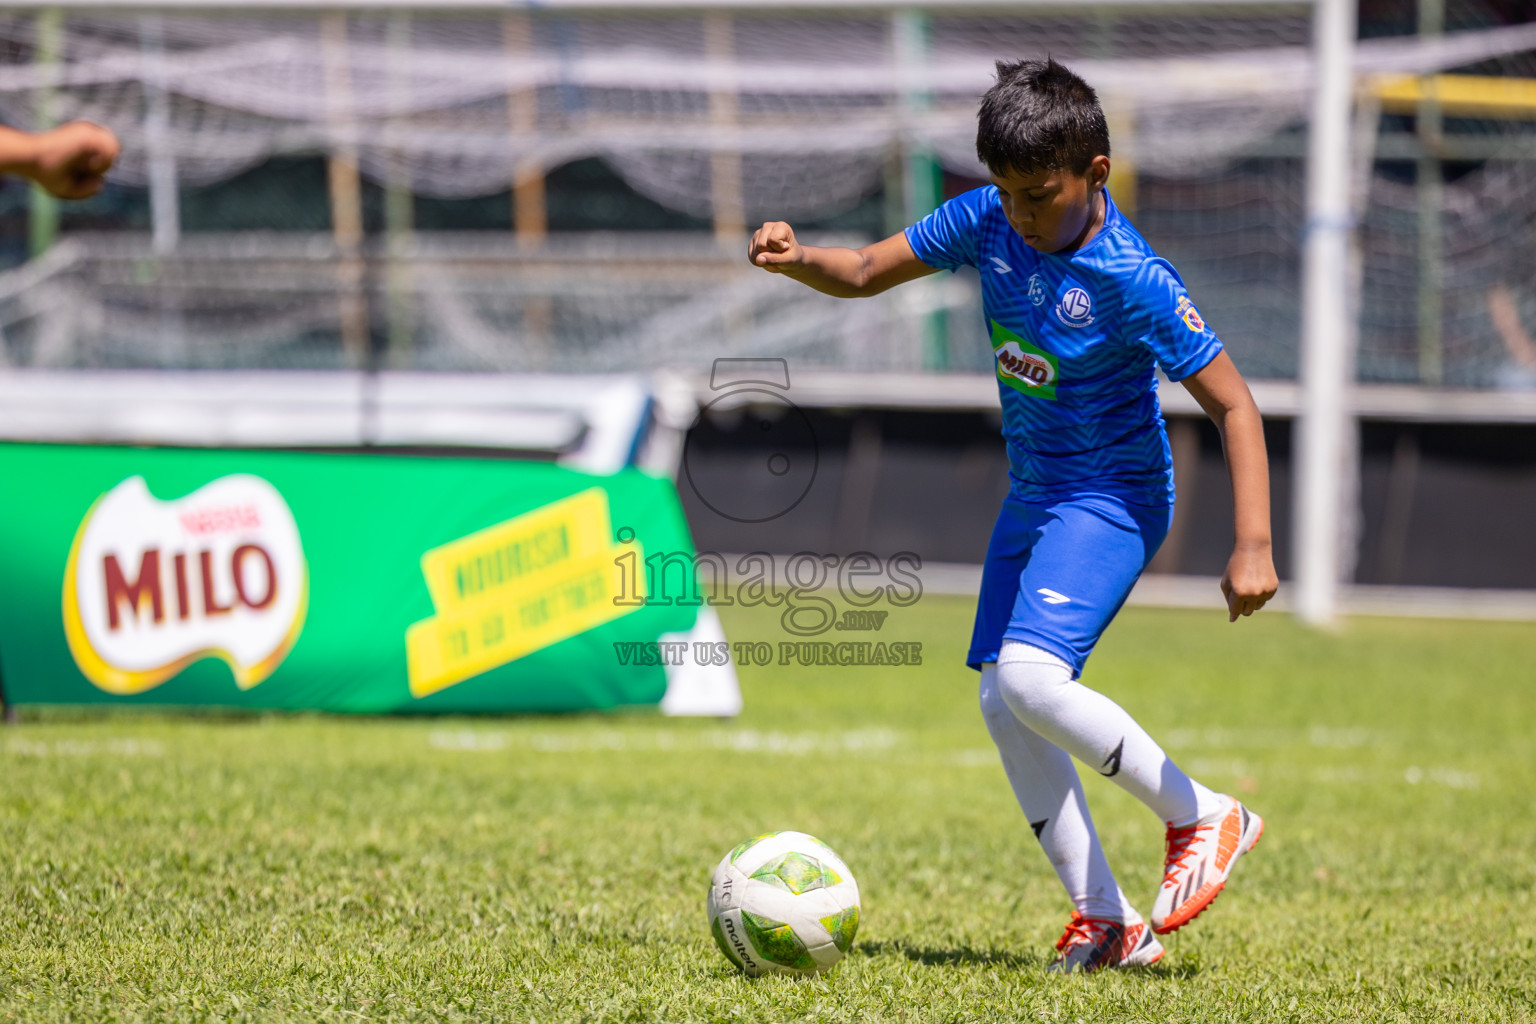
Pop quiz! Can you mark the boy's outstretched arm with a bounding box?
[0,122,120,199]
[748,222,939,298]
[1180,351,1279,621]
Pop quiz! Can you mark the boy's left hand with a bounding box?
[1221,544,1278,622]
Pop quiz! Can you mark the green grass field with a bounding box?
[2,598,1534,1022]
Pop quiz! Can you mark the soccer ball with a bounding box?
[706,830,861,976]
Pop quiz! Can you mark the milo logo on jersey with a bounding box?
[62,474,309,695]
[990,320,1060,401]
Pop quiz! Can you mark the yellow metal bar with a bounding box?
[1372,74,1536,119]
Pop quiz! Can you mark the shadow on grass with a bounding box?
[856,939,1201,979]
[856,939,1040,970]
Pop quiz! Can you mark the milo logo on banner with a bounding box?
[62,475,309,694]
[405,488,642,698]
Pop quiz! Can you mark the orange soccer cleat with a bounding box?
[1048,911,1164,974]
[1151,794,1265,935]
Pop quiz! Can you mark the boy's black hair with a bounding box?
[975,58,1110,177]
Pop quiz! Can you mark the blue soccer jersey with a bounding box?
[905,187,1223,506]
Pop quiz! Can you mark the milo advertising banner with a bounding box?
[0,442,739,715]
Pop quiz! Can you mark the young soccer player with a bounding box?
[748,58,1278,973]
[0,121,120,199]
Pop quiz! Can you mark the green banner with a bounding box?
[0,442,702,713]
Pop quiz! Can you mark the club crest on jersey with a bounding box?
[1175,295,1206,332]
[1026,273,1047,307]
[1055,287,1095,328]
[989,319,1060,401]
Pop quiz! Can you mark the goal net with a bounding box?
[0,3,1532,387]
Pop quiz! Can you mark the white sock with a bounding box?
[995,640,1223,827]
[980,663,1139,922]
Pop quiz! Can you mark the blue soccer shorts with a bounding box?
[968,492,1173,677]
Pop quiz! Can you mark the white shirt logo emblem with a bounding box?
[1026,273,1046,306]
[989,256,1013,274]
[1037,588,1072,605]
[1055,287,1095,328]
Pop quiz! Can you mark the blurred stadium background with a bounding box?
[0,0,1533,614]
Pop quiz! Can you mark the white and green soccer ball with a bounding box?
[706,830,861,976]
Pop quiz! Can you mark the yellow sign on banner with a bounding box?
[418,488,613,611]
[405,488,642,697]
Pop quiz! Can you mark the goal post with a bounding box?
[1295,0,1355,628]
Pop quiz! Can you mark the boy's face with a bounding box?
[989,156,1111,254]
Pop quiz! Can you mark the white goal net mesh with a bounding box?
[0,5,1532,386]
